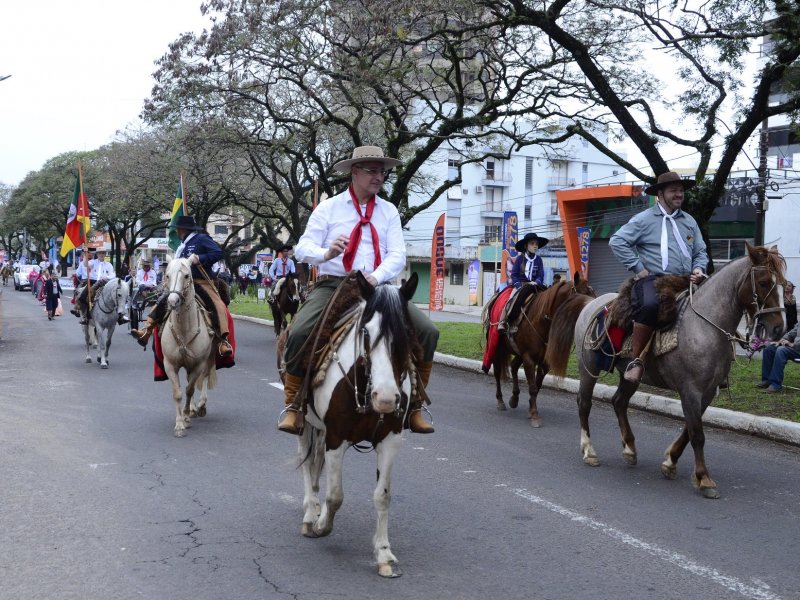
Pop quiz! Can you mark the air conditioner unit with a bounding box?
[475,185,484,193]
[462,187,469,194]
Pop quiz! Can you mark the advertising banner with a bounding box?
[577,227,591,280]
[468,259,480,305]
[429,213,446,311]
[502,211,518,259]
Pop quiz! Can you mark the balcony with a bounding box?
[547,176,576,190]
[481,173,513,187]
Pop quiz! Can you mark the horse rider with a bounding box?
[498,232,548,332]
[268,244,296,302]
[131,215,233,358]
[278,145,439,436]
[72,248,124,324]
[133,258,157,305]
[609,171,708,383]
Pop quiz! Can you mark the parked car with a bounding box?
[13,265,38,291]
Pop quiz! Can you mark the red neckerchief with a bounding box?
[281,257,287,276]
[342,185,382,272]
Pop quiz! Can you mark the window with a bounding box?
[446,216,460,232]
[151,227,167,238]
[484,187,502,211]
[582,162,589,184]
[711,239,750,262]
[485,159,495,180]
[214,225,228,235]
[483,218,502,243]
[550,193,559,215]
[447,198,461,218]
[524,205,532,219]
[449,263,464,285]
[525,158,533,189]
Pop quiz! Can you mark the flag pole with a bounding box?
[78,161,93,311]
[309,178,319,286]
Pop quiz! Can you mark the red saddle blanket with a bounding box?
[481,286,514,373]
[153,309,236,381]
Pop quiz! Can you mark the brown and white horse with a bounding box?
[545,244,786,498]
[295,272,420,578]
[269,274,301,336]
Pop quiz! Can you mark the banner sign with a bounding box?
[429,213,446,311]
[577,227,591,280]
[500,249,510,287]
[502,211,518,258]
[468,259,480,305]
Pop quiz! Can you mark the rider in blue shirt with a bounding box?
[499,232,548,331]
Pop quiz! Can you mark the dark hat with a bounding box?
[644,171,696,196]
[276,244,293,253]
[174,215,202,231]
[333,145,403,173]
[515,232,549,253]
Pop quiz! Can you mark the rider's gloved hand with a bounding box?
[189,254,200,265]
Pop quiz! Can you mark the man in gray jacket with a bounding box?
[609,171,708,383]
[758,322,800,393]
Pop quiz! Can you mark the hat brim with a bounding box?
[333,156,403,173]
[515,236,549,253]
[644,179,696,196]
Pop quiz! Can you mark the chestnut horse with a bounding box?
[545,245,786,498]
[485,273,595,426]
[289,272,421,578]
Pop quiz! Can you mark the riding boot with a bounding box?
[277,373,305,435]
[218,333,233,357]
[409,361,435,434]
[624,323,655,383]
[131,316,156,347]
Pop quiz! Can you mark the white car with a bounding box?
[13,265,38,291]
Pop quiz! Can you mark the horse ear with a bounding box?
[355,271,375,298]
[400,272,418,301]
[573,271,581,286]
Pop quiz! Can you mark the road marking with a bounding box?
[513,488,780,600]
[89,463,117,470]
[270,382,284,390]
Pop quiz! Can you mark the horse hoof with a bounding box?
[496,402,507,411]
[377,561,402,578]
[700,486,721,499]
[174,428,187,438]
[100,364,109,370]
[85,357,92,363]
[583,455,601,467]
[623,453,637,466]
[529,417,542,428]
[509,396,519,409]
[196,406,207,417]
[660,463,678,480]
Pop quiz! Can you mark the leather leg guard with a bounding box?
[278,373,305,435]
[409,361,434,434]
[623,323,654,383]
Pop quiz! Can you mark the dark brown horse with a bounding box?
[269,274,301,336]
[545,245,786,498]
[486,273,595,427]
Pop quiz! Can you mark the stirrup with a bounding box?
[409,405,434,434]
[277,407,304,435]
[623,358,644,383]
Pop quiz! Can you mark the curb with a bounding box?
[231,315,800,447]
[434,353,800,448]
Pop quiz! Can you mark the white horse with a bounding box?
[82,277,130,369]
[294,272,420,578]
[160,258,216,437]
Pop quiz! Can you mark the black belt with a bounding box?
[316,275,344,282]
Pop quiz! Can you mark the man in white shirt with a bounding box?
[135,259,156,289]
[278,146,439,435]
[73,248,127,324]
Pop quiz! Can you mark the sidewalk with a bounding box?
[234,313,800,447]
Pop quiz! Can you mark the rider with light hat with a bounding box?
[609,171,708,383]
[72,247,125,324]
[131,216,233,358]
[277,145,439,436]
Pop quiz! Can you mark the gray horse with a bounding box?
[545,244,786,499]
[82,277,130,369]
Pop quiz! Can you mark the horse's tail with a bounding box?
[545,294,592,377]
[206,365,218,391]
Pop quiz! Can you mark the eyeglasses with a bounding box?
[354,165,392,178]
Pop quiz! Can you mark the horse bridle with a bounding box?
[94,280,122,316]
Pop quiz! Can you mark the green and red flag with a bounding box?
[168,175,187,251]
[60,166,90,257]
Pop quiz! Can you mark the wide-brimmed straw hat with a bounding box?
[515,232,549,253]
[333,146,403,173]
[644,171,696,196]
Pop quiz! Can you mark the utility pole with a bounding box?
[755,119,768,246]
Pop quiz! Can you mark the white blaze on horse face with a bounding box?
[364,312,401,415]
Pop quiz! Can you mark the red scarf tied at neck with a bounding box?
[341,185,382,272]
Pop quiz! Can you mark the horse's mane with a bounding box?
[714,246,786,284]
[360,285,422,363]
[544,293,596,377]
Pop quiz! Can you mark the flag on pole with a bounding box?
[59,168,91,257]
[168,175,187,251]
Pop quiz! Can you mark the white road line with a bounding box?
[513,488,780,600]
[270,382,284,390]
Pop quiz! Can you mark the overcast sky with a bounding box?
[0,0,211,186]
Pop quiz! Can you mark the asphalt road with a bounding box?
[1,286,799,600]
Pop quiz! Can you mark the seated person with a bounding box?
[498,232,548,332]
[757,322,800,393]
[73,249,124,324]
